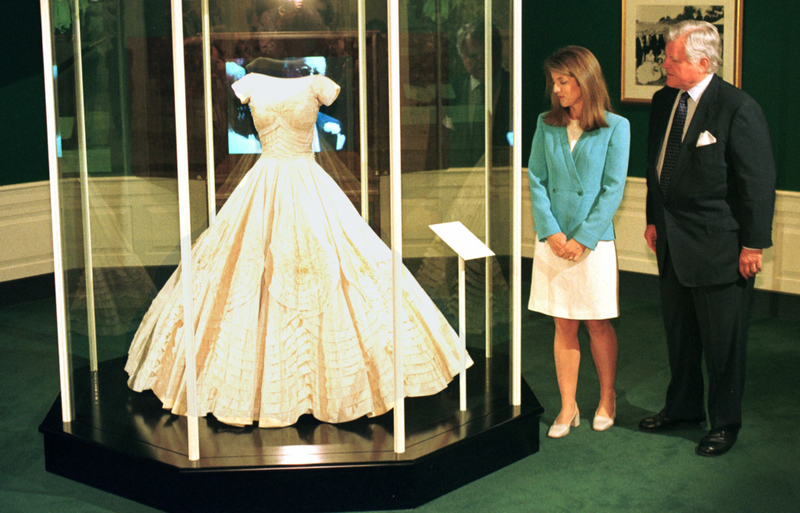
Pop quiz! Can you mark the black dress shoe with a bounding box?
[639,411,706,432]
[696,428,738,457]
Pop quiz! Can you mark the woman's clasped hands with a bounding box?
[547,232,586,261]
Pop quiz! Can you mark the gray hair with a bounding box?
[456,21,479,57]
[665,20,721,74]
[456,20,503,63]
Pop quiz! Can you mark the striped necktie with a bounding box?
[659,91,690,194]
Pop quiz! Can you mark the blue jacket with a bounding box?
[528,111,630,249]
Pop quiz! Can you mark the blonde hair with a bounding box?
[542,46,612,130]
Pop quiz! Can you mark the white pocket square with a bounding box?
[696,130,717,147]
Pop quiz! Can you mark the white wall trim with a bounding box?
[0,181,55,281]
[3,175,799,296]
[522,176,800,295]
[0,178,207,283]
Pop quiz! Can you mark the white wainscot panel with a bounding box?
[762,191,800,294]
[381,168,493,259]
[5,174,799,297]
[520,174,800,296]
[0,182,54,281]
[0,178,208,282]
[613,178,659,275]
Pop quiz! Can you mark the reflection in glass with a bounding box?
[398,3,514,352]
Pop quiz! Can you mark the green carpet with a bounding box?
[0,273,798,512]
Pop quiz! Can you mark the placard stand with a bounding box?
[429,221,495,411]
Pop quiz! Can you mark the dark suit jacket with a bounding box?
[448,69,512,168]
[645,75,776,287]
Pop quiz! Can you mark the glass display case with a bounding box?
[39,1,539,510]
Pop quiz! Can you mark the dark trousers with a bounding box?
[659,247,754,430]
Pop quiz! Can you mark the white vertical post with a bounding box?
[429,221,494,412]
[511,0,523,406]
[459,256,467,411]
[171,0,200,461]
[40,0,73,423]
[484,0,494,358]
[201,0,216,225]
[72,0,99,373]
[357,0,369,222]
[387,0,405,454]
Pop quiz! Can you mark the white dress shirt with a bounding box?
[656,72,715,179]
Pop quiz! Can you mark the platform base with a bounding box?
[40,353,542,512]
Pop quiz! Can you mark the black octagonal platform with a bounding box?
[40,352,542,512]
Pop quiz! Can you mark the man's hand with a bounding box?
[739,248,763,279]
[644,224,657,254]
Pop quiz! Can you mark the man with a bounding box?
[641,20,776,456]
[447,20,511,169]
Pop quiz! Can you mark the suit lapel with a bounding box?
[668,75,720,188]
[655,89,679,147]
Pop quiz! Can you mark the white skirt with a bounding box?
[528,238,619,320]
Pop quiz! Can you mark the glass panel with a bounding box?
[194,1,381,220]
[51,0,209,433]
[491,0,515,343]
[48,0,518,446]
[396,0,514,355]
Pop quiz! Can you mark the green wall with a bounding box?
[2,2,798,191]
[0,5,49,187]
[522,0,800,192]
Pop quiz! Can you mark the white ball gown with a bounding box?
[125,73,470,428]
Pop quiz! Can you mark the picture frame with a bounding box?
[621,0,742,104]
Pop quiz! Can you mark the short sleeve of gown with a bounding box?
[231,74,253,104]
[314,75,341,106]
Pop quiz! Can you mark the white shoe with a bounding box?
[548,407,580,438]
[593,410,616,431]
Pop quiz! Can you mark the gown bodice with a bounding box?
[232,73,340,158]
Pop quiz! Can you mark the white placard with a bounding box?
[429,221,495,261]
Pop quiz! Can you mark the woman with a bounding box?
[527,46,630,438]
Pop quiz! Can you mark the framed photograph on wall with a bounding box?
[621,0,742,103]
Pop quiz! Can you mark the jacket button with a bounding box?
[578,191,583,196]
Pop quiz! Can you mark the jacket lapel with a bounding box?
[667,75,720,188]
[558,125,583,189]
[655,89,679,148]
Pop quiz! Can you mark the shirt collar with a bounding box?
[686,73,714,103]
[470,75,482,91]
